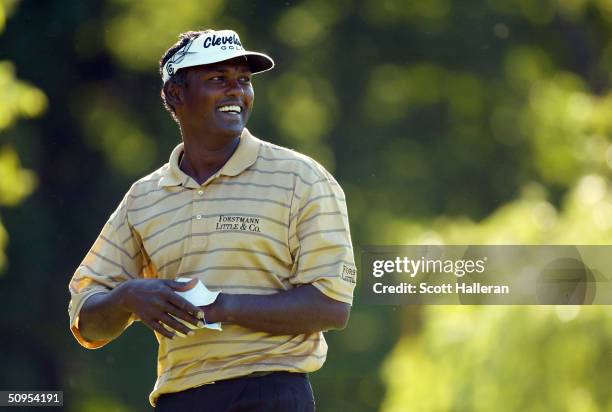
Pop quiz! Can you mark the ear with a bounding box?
[164,81,185,108]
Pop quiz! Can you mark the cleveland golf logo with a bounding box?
[166,38,197,76]
[203,34,243,50]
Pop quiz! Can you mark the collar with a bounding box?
[158,128,261,188]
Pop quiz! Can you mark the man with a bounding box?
[68,29,356,411]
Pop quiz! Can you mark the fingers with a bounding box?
[168,278,198,292]
[132,278,207,339]
[162,299,203,329]
[142,318,175,340]
[158,313,194,337]
[142,312,195,339]
[166,292,204,323]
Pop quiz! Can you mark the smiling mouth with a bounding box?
[217,105,242,114]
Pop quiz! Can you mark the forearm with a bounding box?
[205,285,350,335]
[78,287,132,342]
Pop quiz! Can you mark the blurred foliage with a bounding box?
[275,0,351,48]
[381,176,612,411]
[0,145,37,206]
[0,61,47,128]
[1,0,612,411]
[382,306,612,412]
[74,87,157,176]
[0,0,45,271]
[373,176,612,245]
[103,0,225,71]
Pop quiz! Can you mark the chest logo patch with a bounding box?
[215,215,262,233]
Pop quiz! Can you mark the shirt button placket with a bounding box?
[194,188,206,247]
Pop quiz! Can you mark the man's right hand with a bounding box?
[116,278,204,339]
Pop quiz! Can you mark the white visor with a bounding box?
[162,30,274,83]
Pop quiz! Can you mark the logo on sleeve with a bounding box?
[215,215,261,233]
[341,264,357,284]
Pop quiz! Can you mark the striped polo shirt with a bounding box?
[68,128,356,406]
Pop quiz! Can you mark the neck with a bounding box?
[179,131,241,185]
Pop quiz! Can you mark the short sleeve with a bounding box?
[68,195,146,349]
[289,168,356,305]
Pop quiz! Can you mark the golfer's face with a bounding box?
[181,58,254,137]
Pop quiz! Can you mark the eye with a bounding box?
[208,75,225,83]
[239,75,252,84]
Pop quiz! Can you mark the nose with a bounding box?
[225,78,244,97]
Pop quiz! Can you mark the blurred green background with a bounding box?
[1,0,612,410]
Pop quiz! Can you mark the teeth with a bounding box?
[218,105,242,113]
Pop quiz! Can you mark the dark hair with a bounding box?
[159,30,212,122]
